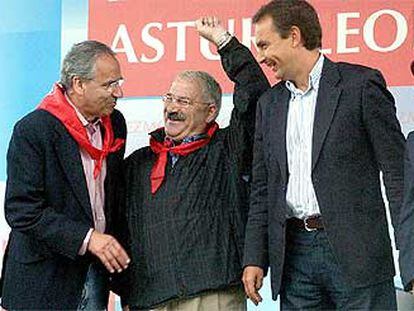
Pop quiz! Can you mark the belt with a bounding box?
[287,216,324,231]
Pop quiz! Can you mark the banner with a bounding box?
[89,0,413,97]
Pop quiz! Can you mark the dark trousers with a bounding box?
[77,263,109,311]
[280,226,396,310]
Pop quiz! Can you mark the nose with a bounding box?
[112,84,123,98]
[257,50,266,64]
[163,98,181,110]
[164,104,179,117]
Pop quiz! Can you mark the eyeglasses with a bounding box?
[86,78,124,91]
[101,78,124,90]
[162,93,214,107]
[162,93,193,106]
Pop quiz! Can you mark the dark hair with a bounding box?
[60,40,116,90]
[411,61,414,76]
[253,0,322,50]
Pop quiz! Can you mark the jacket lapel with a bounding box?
[271,86,290,182]
[312,58,342,171]
[53,125,93,220]
[104,152,116,224]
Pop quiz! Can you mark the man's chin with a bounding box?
[165,127,186,141]
[102,107,115,117]
[273,71,282,80]
[165,120,183,132]
[165,130,182,140]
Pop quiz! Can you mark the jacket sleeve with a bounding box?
[399,132,414,291]
[242,97,270,271]
[5,118,90,260]
[110,157,132,301]
[361,69,405,247]
[218,37,270,176]
[218,38,270,261]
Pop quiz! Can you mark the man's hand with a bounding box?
[195,16,228,47]
[87,231,130,273]
[242,266,264,305]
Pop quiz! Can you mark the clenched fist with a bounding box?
[195,16,230,47]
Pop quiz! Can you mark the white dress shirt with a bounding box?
[285,54,324,219]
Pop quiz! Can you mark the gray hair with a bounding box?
[60,40,115,90]
[176,70,222,114]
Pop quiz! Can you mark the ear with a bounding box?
[290,26,302,48]
[71,76,86,96]
[205,104,218,123]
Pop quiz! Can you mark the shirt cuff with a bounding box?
[78,228,94,255]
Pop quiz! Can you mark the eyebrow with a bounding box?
[167,93,191,100]
[176,95,191,100]
[105,77,123,84]
[256,40,267,48]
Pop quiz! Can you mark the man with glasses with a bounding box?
[1,40,130,310]
[113,18,269,310]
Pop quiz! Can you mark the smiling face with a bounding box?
[164,77,217,141]
[73,54,123,120]
[255,15,294,81]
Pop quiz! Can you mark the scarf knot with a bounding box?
[149,122,219,194]
[38,83,125,178]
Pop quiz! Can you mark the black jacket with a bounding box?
[399,131,414,290]
[244,58,405,299]
[1,108,126,309]
[114,38,269,309]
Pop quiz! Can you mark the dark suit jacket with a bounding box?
[243,58,405,299]
[399,132,414,290]
[1,108,126,309]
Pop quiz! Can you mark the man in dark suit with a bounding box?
[1,40,130,310]
[241,0,405,309]
[398,61,414,293]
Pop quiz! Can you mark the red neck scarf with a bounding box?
[38,83,125,178]
[149,122,219,194]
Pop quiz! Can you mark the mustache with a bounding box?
[167,111,186,121]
